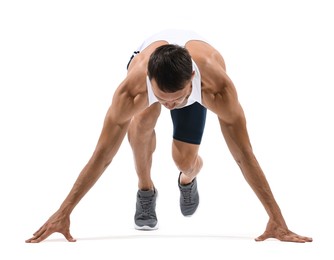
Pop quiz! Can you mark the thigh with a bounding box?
[170,102,207,145]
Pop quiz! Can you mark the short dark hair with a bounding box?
[147,44,193,93]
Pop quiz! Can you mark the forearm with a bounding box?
[58,153,110,215]
[219,117,285,223]
[237,156,284,222]
[57,122,129,215]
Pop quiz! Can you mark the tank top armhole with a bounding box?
[146,76,159,106]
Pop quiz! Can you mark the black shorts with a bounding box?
[170,102,207,145]
[127,52,207,145]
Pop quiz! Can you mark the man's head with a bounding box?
[147,44,194,109]
[148,44,193,93]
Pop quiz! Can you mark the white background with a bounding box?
[1,0,333,259]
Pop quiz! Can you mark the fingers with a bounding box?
[26,226,76,243]
[281,234,313,243]
[25,232,76,243]
[32,226,43,236]
[255,231,272,242]
[255,235,267,242]
[25,228,50,243]
[301,236,313,242]
[63,230,76,242]
[255,232,313,243]
[31,225,47,240]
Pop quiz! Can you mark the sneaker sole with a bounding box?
[134,223,159,231]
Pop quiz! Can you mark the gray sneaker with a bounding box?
[178,173,199,216]
[134,188,158,230]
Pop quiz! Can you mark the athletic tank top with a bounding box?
[137,29,208,108]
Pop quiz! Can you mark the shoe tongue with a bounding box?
[180,179,194,188]
[139,189,155,197]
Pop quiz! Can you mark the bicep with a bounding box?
[204,71,253,159]
[203,69,242,124]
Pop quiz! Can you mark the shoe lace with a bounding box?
[139,197,154,216]
[181,187,193,204]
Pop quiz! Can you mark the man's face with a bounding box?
[150,79,192,110]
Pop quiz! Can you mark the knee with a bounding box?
[174,154,202,174]
[128,117,144,137]
[128,106,161,140]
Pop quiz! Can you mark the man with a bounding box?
[25,29,312,243]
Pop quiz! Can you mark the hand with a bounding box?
[255,218,313,243]
[25,211,76,243]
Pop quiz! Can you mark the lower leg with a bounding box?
[127,104,161,191]
[179,155,203,185]
[172,139,203,184]
[172,140,202,216]
[128,128,156,190]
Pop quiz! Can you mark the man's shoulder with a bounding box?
[120,65,147,98]
[126,63,147,84]
[189,42,225,68]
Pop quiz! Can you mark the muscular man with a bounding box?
[25,29,312,243]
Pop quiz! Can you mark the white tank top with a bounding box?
[137,29,208,108]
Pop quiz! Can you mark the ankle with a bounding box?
[138,182,154,191]
[179,172,195,185]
